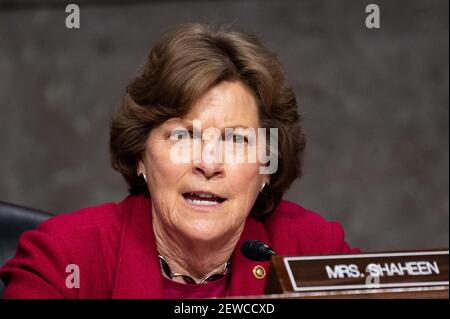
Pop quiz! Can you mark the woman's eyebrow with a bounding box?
[177,119,252,130]
[223,124,251,129]
[221,126,253,133]
[163,118,190,127]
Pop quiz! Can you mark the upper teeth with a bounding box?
[192,192,215,198]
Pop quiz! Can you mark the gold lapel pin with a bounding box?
[253,265,266,279]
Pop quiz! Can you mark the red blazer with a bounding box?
[0,195,359,298]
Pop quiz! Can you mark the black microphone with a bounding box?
[240,240,276,261]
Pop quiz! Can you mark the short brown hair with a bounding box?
[109,23,306,219]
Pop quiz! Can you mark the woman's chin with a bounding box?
[177,220,228,243]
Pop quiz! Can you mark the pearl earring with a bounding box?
[141,173,147,182]
[261,183,266,191]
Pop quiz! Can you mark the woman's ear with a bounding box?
[137,161,147,183]
[260,176,270,192]
[137,160,145,176]
[263,175,270,187]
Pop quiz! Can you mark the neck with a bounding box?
[152,213,243,283]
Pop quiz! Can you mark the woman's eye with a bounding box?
[226,133,247,144]
[171,129,191,140]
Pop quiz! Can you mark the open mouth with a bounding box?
[182,191,226,206]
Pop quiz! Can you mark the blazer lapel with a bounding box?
[111,195,164,298]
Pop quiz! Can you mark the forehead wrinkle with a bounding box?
[180,82,259,129]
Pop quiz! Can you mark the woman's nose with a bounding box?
[192,139,224,179]
[193,162,224,179]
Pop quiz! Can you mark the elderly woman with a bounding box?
[0,23,357,298]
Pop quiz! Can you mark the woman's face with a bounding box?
[139,81,269,243]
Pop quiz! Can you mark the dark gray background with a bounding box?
[0,0,448,251]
